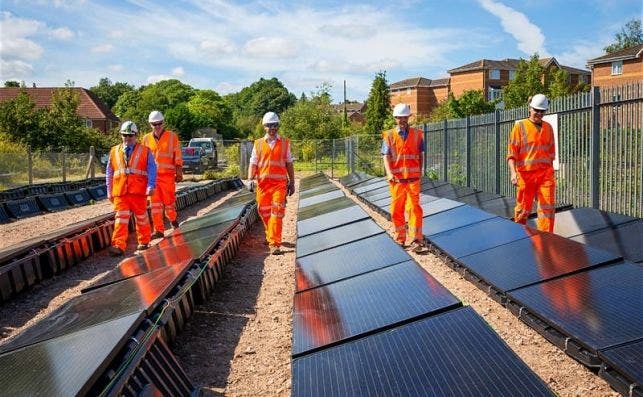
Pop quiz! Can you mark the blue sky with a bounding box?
[1,0,641,102]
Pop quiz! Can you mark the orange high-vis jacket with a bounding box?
[254,137,290,182]
[109,144,150,197]
[383,128,423,179]
[507,120,555,171]
[142,130,182,174]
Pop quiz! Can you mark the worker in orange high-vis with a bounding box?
[382,103,427,254]
[142,110,183,239]
[507,94,556,232]
[247,111,295,255]
[106,121,157,256]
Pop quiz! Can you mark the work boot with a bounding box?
[269,245,282,255]
[108,246,124,257]
[151,231,164,239]
[136,244,149,250]
[409,240,426,254]
[397,240,407,248]
[171,220,180,229]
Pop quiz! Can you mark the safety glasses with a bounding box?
[532,108,545,114]
[150,122,163,127]
[265,123,279,129]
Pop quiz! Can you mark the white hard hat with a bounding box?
[148,110,164,123]
[262,111,280,125]
[393,103,411,117]
[120,121,138,135]
[529,94,549,111]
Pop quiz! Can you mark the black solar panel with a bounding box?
[361,190,391,203]
[458,232,621,292]
[428,217,533,258]
[295,234,412,292]
[527,207,638,237]
[293,260,461,356]
[419,198,465,216]
[299,183,338,199]
[476,197,517,218]
[358,185,390,199]
[507,261,643,353]
[422,205,497,237]
[297,205,368,237]
[218,190,255,208]
[339,172,373,186]
[373,192,439,209]
[299,190,345,209]
[300,173,330,190]
[179,205,244,233]
[297,197,355,221]
[570,221,643,263]
[423,184,478,199]
[296,219,384,258]
[292,306,553,396]
[0,312,141,397]
[458,190,503,206]
[347,177,385,191]
[598,339,643,396]
[352,179,390,194]
[420,179,450,190]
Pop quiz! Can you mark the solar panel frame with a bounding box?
[526,207,638,238]
[296,205,369,237]
[598,339,643,396]
[297,196,356,221]
[298,190,345,209]
[422,205,498,237]
[569,221,643,263]
[419,198,465,217]
[352,179,390,195]
[299,184,338,199]
[296,219,384,258]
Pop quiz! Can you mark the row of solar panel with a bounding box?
[342,172,642,397]
[0,177,106,202]
[292,173,554,396]
[0,187,258,396]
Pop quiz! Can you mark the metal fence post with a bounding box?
[89,146,96,179]
[27,145,33,185]
[331,139,336,178]
[590,86,601,208]
[62,147,67,182]
[422,123,428,176]
[465,116,471,187]
[314,140,318,173]
[495,110,501,194]
[443,119,448,181]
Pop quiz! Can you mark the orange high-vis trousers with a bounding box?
[256,181,287,246]
[150,174,177,232]
[389,179,423,244]
[514,167,555,232]
[111,195,151,250]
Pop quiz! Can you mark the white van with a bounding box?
[188,138,218,167]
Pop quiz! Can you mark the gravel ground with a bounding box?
[0,175,619,396]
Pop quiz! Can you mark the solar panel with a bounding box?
[179,205,245,233]
[458,190,503,206]
[570,221,643,263]
[458,231,621,293]
[300,173,330,190]
[420,179,450,190]
[296,219,384,258]
[295,234,412,292]
[339,172,373,187]
[476,197,517,218]
[293,260,461,356]
[598,339,643,396]
[422,205,497,237]
[352,179,390,194]
[0,312,141,397]
[527,207,638,238]
[360,190,391,203]
[299,183,338,199]
[419,198,465,216]
[347,177,385,191]
[292,306,553,396]
[218,190,255,208]
[0,265,185,354]
[428,217,533,258]
[358,185,390,199]
[297,205,368,237]
[373,192,439,209]
[507,261,643,356]
[297,196,355,221]
[422,184,478,199]
[299,190,345,209]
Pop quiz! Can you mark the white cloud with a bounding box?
[200,38,235,54]
[147,67,186,83]
[215,81,242,94]
[91,44,114,53]
[172,67,185,77]
[243,37,299,58]
[0,59,34,79]
[50,27,74,40]
[477,0,549,56]
[318,23,376,39]
[108,64,123,72]
[0,12,44,61]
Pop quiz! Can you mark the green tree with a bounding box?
[164,103,195,141]
[603,18,642,54]
[4,81,22,88]
[547,68,570,99]
[113,90,142,122]
[187,89,235,139]
[502,54,545,109]
[0,91,45,147]
[457,90,496,115]
[364,71,390,134]
[89,77,134,109]
[280,88,342,141]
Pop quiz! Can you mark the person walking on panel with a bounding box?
[507,94,556,232]
[142,110,183,239]
[106,121,156,256]
[247,112,295,255]
[382,103,426,253]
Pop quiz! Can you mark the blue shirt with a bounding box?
[381,127,426,155]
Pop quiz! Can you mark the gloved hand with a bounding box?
[175,168,183,182]
[247,180,256,192]
[287,182,295,196]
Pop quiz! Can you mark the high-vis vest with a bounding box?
[142,130,182,174]
[109,144,150,197]
[254,137,290,182]
[383,128,423,179]
[507,120,555,171]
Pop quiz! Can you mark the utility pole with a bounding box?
[343,80,348,127]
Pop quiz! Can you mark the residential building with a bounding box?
[389,77,449,121]
[0,87,120,134]
[332,102,366,124]
[586,43,643,87]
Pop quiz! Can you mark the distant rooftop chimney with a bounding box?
[32,83,36,88]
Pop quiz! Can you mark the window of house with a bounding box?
[489,69,500,79]
[84,119,93,128]
[488,86,502,101]
[611,60,623,75]
[406,88,412,96]
[509,70,517,80]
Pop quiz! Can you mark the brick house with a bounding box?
[332,102,366,123]
[0,87,120,134]
[447,57,591,102]
[389,77,450,121]
[586,44,643,87]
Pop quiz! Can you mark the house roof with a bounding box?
[586,43,643,66]
[390,77,433,90]
[0,87,119,121]
[332,102,365,112]
[448,57,589,75]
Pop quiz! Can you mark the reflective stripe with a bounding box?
[394,224,406,232]
[157,163,175,170]
[538,204,556,210]
[114,168,148,177]
[257,160,286,167]
[258,174,288,180]
[115,218,129,224]
[397,154,420,160]
[515,158,552,166]
[536,211,555,218]
[115,210,130,216]
[391,167,421,174]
